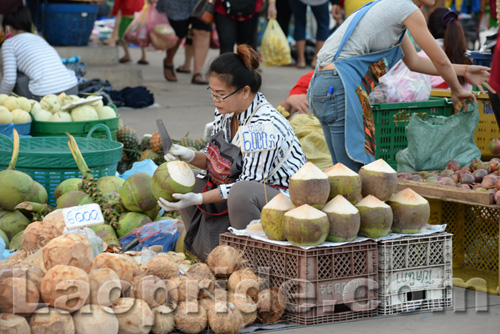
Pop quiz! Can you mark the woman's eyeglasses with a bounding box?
[207,86,241,102]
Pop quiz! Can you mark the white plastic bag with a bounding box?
[63,227,103,257]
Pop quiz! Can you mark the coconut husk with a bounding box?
[256,288,285,324]
[227,268,260,299]
[30,307,75,333]
[151,305,175,334]
[207,245,243,278]
[186,262,215,298]
[88,268,121,306]
[143,255,178,280]
[0,313,30,333]
[73,304,119,334]
[111,298,154,334]
[173,301,207,334]
[21,221,62,252]
[42,234,94,272]
[90,253,135,284]
[207,301,245,334]
[229,292,257,326]
[135,275,167,308]
[0,276,39,315]
[0,260,45,291]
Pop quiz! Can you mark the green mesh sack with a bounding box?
[396,102,481,172]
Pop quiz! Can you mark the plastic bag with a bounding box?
[118,159,159,180]
[147,6,178,51]
[369,60,431,104]
[63,227,103,257]
[124,4,150,48]
[119,220,181,252]
[260,19,291,67]
[396,102,481,172]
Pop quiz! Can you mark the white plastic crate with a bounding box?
[377,232,453,315]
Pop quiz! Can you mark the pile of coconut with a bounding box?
[261,159,431,245]
[0,232,285,334]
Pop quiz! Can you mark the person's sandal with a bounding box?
[191,73,208,85]
[138,59,149,65]
[119,56,131,63]
[176,66,191,74]
[164,64,177,82]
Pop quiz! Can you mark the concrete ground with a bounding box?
[82,46,500,333]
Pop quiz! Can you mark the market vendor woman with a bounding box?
[0,6,78,99]
[158,45,307,260]
[308,0,492,173]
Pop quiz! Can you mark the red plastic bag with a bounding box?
[124,4,150,48]
[147,5,178,51]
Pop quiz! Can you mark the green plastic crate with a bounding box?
[371,97,454,169]
[0,124,123,207]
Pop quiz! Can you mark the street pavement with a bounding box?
[115,47,500,334]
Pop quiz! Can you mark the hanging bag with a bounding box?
[193,0,216,24]
[147,5,178,51]
[260,18,292,67]
[124,3,150,48]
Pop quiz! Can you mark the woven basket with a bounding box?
[0,124,123,207]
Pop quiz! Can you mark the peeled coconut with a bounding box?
[260,193,295,241]
[151,305,175,334]
[112,298,154,334]
[0,277,39,314]
[21,221,62,252]
[229,293,257,326]
[90,253,135,284]
[40,264,90,312]
[0,313,30,333]
[88,268,121,306]
[97,106,116,120]
[73,304,119,334]
[185,262,215,298]
[71,105,98,121]
[0,261,44,291]
[134,275,167,308]
[208,301,245,334]
[207,245,244,278]
[0,106,12,124]
[387,188,430,234]
[30,307,75,333]
[33,108,53,121]
[359,159,397,201]
[289,162,330,208]
[143,254,178,280]
[324,163,363,203]
[322,195,361,242]
[227,268,260,299]
[282,204,329,246]
[174,301,208,334]
[42,209,67,233]
[50,111,72,122]
[355,195,393,238]
[3,96,20,111]
[151,161,196,202]
[40,94,62,113]
[23,249,47,273]
[120,173,157,212]
[42,234,94,272]
[256,288,286,324]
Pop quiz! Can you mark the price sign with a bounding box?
[62,203,105,230]
[239,122,277,153]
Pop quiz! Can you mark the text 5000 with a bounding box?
[241,124,277,153]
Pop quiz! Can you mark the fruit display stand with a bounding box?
[396,179,500,295]
[220,233,378,325]
[430,89,497,160]
[0,124,123,207]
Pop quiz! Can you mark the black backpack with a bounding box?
[221,0,257,18]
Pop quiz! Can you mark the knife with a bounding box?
[156,119,173,153]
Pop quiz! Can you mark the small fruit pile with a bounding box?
[0,94,33,124]
[398,158,500,204]
[261,159,431,246]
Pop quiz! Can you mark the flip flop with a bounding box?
[176,66,191,74]
[137,59,149,65]
[119,57,131,63]
[164,64,177,82]
[191,73,208,85]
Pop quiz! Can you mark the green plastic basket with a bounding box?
[371,97,454,170]
[0,124,123,207]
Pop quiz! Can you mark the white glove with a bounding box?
[164,144,195,163]
[158,193,203,211]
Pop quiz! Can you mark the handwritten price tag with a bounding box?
[239,122,277,153]
[62,203,105,230]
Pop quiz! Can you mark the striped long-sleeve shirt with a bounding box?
[0,33,78,96]
[206,92,307,200]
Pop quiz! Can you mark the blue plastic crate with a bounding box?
[466,51,493,67]
[27,1,98,46]
[0,122,32,138]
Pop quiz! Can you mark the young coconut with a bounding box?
[173,301,208,334]
[260,193,295,241]
[0,313,30,333]
[97,175,125,193]
[282,204,329,246]
[207,245,244,278]
[227,268,261,299]
[0,277,39,315]
[54,178,82,200]
[40,264,90,312]
[325,163,363,203]
[255,288,286,324]
[322,195,361,242]
[355,195,393,238]
[88,268,122,306]
[90,253,135,284]
[73,304,119,334]
[42,234,94,272]
[387,188,430,234]
[229,293,258,326]
[134,275,168,308]
[0,209,30,241]
[358,159,397,201]
[142,254,178,280]
[151,161,196,202]
[115,212,152,238]
[111,298,154,334]
[119,173,157,213]
[30,307,75,334]
[288,162,330,209]
[185,262,215,298]
[151,305,175,334]
[208,301,245,334]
